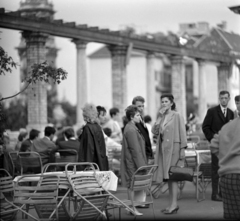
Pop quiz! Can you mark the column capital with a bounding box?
[108,44,128,57]
[169,55,184,64]
[216,62,232,68]
[22,31,48,44]
[146,51,155,59]
[72,39,88,49]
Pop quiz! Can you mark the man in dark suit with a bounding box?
[132,96,154,208]
[32,126,57,165]
[58,127,80,155]
[202,90,234,201]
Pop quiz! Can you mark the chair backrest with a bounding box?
[18,152,43,175]
[0,169,14,195]
[65,162,102,194]
[198,163,212,179]
[196,140,210,150]
[8,151,20,176]
[56,149,78,163]
[14,174,60,220]
[187,135,200,144]
[65,163,108,220]
[185,153,198,173]
[129,165,158,191]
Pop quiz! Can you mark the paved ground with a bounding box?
[15,181,224,220]
[108,181,224,221]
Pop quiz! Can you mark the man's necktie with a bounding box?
[223,109,226,117]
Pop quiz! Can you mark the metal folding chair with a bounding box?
[0,169,19,221]
[14,174,60,221]
[65,162,136,220]
[196,163,212,202]
[107,165,158,220]
[56,149,78,163]
[8,151,21,177]
[18,152,43,175]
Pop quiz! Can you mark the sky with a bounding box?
[0,0,240,105]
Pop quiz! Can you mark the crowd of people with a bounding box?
[0,92,239,219]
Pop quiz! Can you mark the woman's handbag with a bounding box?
[168,160,194,182]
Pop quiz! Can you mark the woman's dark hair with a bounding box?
[125,105,139,121]
[29,129,40,140]
[160,94,176,110]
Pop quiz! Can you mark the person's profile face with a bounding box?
[161,97,172,110]
[131,112,141,124]
[135,101,144,115]
[219,94,230,107]
[235,101,240,112]
[98,111,107,124]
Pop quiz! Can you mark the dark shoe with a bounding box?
[211,195,222,202]
[136,204,149,208]
[161,208,168,213]
[163,206,179,215]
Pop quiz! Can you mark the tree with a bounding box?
[0,46,68,142]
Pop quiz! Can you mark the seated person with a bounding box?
[103,107,123,144]
[20,129,40,152]
[31,126,57,165]
[57,127,80,156]
[103,127,121,175]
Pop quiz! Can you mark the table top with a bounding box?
[13,170,118,191]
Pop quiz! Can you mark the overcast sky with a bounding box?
[0,0,240,105]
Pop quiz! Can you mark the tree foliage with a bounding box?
[0,45,68,142]
[0,46,18,76]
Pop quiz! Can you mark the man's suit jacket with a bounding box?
[135,117,153,159]
[202,105,234,142]
[31,137,57,164]
[58,139,80,155]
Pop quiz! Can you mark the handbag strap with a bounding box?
[175,159,185,167]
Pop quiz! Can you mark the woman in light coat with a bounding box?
[121,105,148,216]
[152,94,187,214]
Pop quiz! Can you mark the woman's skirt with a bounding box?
[219,173,240,220]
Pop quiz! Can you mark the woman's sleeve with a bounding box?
[125,129,147,168]
[151,116,162,135]
[178,114,187,148]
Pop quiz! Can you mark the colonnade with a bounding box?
[22,31,236,131]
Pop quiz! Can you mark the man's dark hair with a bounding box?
[132,96,145,105]
[144,115,152,123]
[103,127,112,137]
[234,95,240,102]
[96,105,106,116]
[125,105,139,121]
[109,107,119,118]
[219,90,230,97]
[29,129,40,140]
[44,126,56,137]
[64,128,75,139]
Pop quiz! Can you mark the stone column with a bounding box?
[217,63,231,92]
[146,52,156,122]
[197,59,207,123]
[108,45,128,116]
[72,39,88,128]
[170,56,186,122]
[22,31,48,133]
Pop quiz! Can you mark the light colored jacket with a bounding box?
[210,117,240,176]
[152,110,187,183]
